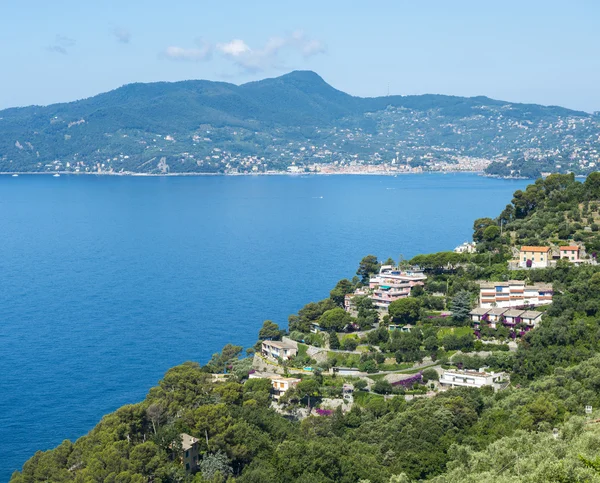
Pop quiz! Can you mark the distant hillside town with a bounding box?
[1,71,599,177]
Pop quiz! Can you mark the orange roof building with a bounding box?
[519,246,551,268]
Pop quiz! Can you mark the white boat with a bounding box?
[53,174,60,177]
[12,174,18,177]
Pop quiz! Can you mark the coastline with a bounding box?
[1,170,487,177]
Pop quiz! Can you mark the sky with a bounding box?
[1,0,599,112]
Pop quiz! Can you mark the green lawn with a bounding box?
[297,343,308,357]
[437,326,473,339]
[353,391,385,407]
[376,362,413,372]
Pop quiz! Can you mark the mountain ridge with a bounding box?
[0,70,597,175]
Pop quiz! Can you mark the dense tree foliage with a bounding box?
[15,175,600,482]
[388,298,421,325]
[356,255,380,284]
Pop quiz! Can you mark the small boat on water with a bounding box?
[53,173,60,177]
[12,174,18,177]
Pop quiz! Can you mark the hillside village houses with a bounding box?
[470,308,543,330]
[345,265,427,311]
[515,244,594,269]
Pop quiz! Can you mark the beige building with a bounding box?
[269,376,301,400]
[249,372,301,400]
[180,433,200,473]
[519,246,551,268]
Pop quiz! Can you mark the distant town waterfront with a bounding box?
[0,173,528,479]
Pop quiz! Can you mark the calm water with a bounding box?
[0,173,528,480]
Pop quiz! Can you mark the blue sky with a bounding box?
[1,0,599,111]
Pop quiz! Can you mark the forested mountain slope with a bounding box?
[1,71,598,175]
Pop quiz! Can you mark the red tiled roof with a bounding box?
[520,246,551,253]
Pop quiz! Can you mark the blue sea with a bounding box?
[0,173,528,480]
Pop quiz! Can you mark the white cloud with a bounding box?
[113,27,131,44]
[163,40,211,61]
[216,39,250,57]
[160,31,325,71]
[216,32,326,73]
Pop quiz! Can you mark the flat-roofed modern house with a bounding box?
[439,369,507,391]
[520,310,543,328]
[559,246,580,262]
[519,246,551,268]
[261,340,298,361]
[479,281,553,308]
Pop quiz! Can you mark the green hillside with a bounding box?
[1,71,598,175]
[11,175,600,482]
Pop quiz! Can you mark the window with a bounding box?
[186,463,190,471]
[186,450,189,458]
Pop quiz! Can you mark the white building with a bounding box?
[346,265,426,311]
[479,281,553,309]
[454,242,477,254]
[439,369,507,390]
[261,340,298,361]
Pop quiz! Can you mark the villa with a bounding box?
[454,241,477,254]
[519,246,552,268]
[249,372,301,400]
[261,340,298,361]
[439,369,507,391]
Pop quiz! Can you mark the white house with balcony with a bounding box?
[346,265,427,311]
[261,340,298,361]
